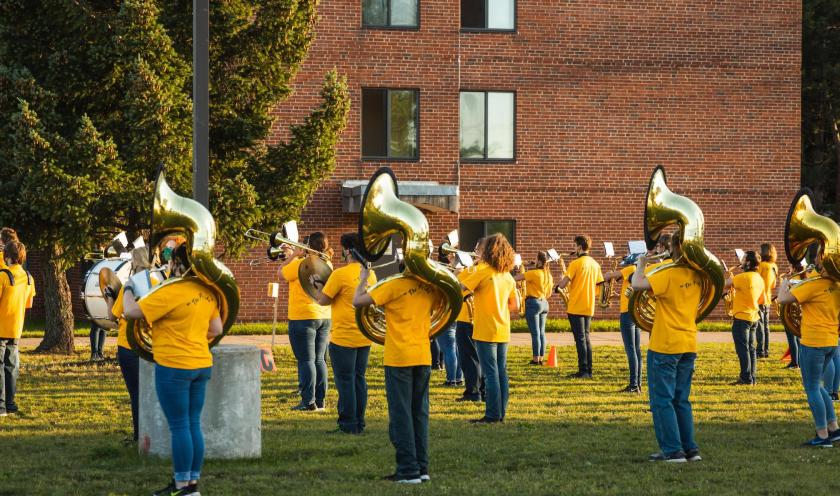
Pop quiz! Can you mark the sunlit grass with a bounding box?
[2,343,838,495]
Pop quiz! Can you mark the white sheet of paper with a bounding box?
[514,254,522,267]
[283,220,299,243]
[628,240,647,255]
[447,230,459,248]
[604,242,615,258]
[456,251,474,268]
[735,248,745,263]
[547,248,560,262]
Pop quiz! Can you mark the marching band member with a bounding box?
[777,251,840,447]
[555,235,604,378]
[435,245,462,386]
[352,256,437,484]
[0,227,17,269]
[309,233,376,434]
[0,241,35,417]
[632,232,702,463]
[515,251,553,365]
[757,243,778,359]
[458,234,518,423]
[122,244,222,496]
[602,254,642,392]
[725,251,765,385]
[279,232,333,411]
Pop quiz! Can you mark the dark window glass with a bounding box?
[362,89,418,159]
[459,220,516,252]
[363,0,418,27]
[363,0,388,26]
[462,0,513,30]
[461,0,486,29]
[362,89,388,157]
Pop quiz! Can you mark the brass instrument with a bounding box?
[354,168,463,345]
[555,256,570,305]
[776,188,840,337]
[598,258,619,308]
[515,257,527,318]
[773,264,812,336]
[245,221,330,266]
[627,166,725,332]
[126,169,240,361]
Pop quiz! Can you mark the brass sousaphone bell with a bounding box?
[354,168,463,345]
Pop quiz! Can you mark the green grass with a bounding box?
[2,343,838,495]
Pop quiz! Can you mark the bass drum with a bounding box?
[82,258,131,329]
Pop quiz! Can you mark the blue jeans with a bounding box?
[155,364,212,482]
[525,297,549,357]
[799,344,837,430]
[647,351,698,457]
[288,319,331,407]
[476,341,509,421]
[0,338,19,414]
[456,322,484,400]
[756,305,770,356]
[569,314,593,374]
[89,322,107,357]
[786,330,800,366]
[117,346,140,441]
[328,343,370,433]
[731,318,757,383]
[384,366,430,478]
[823,346,840,394]
[620,312,642,388]
[435,324,462,382]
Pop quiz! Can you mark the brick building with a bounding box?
[51,0,802,323]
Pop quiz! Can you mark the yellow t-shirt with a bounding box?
[112,287,130,349]
[757,261,777,305]
[369,277,436,367]
[456,293,472,323]
[0,264,35,339]
[647,266,703,354]
[0,252,6,270]
[731,272,765,322]
[322,262,376,348]
[282,257,331,321]
[565,255,604,317]
[524,268,553,299]
[619,265,636,313]
[458,263,517,343]
[791,278,840,348]
[137,280,221,369]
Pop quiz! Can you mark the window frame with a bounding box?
[362,0,421,30]
[459,89,516,163]
[460,0,517,33]
[360,87,421,161]
[459,219,517,250]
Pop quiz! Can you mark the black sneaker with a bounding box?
[419,471,430,482]
[383,473,422,484]
[455,396,481,403]
[152,480,199,496]
[785,363,800,369]
[469,416,502,424]
[619,385,638,393]
[801,436,833,448]
[649,451,687,463]
[685,449,702,462]
[528,360,541,365]
[831,392,839,401]
[829,429,840,442]
[730,379,753,386]
[290,403,317,411]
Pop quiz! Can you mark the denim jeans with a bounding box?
[89,322,107,357]
[731,318,757,383]
[786,331,800,366]
[525,297,549,357]
[435,324,462,382]
[288,319,331,407]
[799,344,837,430]
[384,366,430,478]
[823,346,840,394]
[117,346,140,441]
[647,351,698,457]
[568,314,593,374]
[0,338,19,413]
[456,322,484,400]
[620,312,642,388]
[756,305,770,356]
[328,343,370,433]
[155,364,212,482]
[476,341,509,421]
[430,339,444,369]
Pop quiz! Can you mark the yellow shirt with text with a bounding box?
[369,277,436,367]
[757,261,777,305]
[458,263,517,343]
[322,263,376,348]
[647,266,703,354]
[619,265,636,313]
[791,278,840,348]
[282,257,331,321]
[565,255,604,317]
[138,280,220,370]
[731,272,765,322]
[524,268,553,299]
[0,264,35,339]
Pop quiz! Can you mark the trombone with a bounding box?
[245,221,331,267]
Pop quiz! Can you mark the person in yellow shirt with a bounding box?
[555,235,604,378]
[515,251,554,365]
[434,244,462,386]
[458,234,518,423]
[0,241,35,417]
[309,233,376,434]
[603,254,642,392]
[725,251,765,385]
[0,227,18,270]
[279,232,332,411]
[122,244,222,495]
[352,258,437,484]
[632,232,703,463]
[777,252,840,447]
[757,243,778,359]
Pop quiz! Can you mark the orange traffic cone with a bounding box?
[781,347,791,363]
[544,346,557,367]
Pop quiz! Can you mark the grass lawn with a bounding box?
[2,343,838,495]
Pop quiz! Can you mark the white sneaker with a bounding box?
[395,478,421,484]
[420,474,430,482]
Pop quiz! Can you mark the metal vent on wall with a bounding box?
[340,180,459,213]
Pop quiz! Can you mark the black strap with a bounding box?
[0,269,13,286]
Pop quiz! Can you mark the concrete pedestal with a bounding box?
[138,344,262,459]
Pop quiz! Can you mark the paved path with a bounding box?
[19,331,788,349]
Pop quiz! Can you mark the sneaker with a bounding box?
[829,429,840,442]
[442,381,459,387]
[290,403,317,411]
[831,392,839,401]
[152,480,199,496]
[455,396,481,403]
[383,473,422,484]
[420,472,430,482]
[528,360,541,365]
[649,451,687,463]
[469,416,502,424]
[801,436,833,448]
[314,403,325,411]
[685,449,702,462]
[455,380,464,386]
[569,371,592,379]
[730,379,753,386]
[619,385,639,393]
[0,412,6,417]
[785,363,800,369]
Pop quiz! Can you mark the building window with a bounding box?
[460,91,514,160]
[461,0,515,30]
[363,0,419,28]
[362,88,419,159]
[459,220,516,251]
